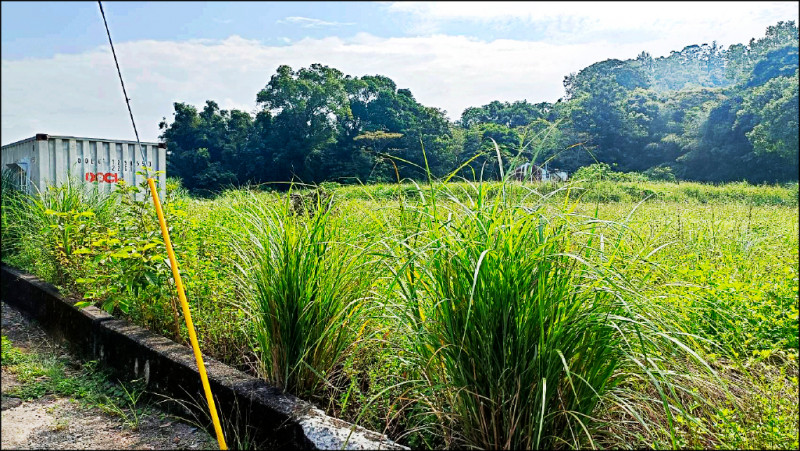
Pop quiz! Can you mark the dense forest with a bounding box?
[159,21,799,194]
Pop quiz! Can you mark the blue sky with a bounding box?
[2,2,400,58]
[2,1,798,144]
[1,1,558,59]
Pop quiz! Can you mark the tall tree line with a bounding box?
[160,21,798,194]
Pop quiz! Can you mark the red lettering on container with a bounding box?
[85,172,120,184]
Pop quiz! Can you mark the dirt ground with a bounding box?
[1,301,218,450]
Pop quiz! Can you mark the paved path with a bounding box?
[1,301,217,450]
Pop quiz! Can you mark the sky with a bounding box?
[2,1,798,145]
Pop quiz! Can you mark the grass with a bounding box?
[1,174,797,449]
[228,188,379,397]
[1,173,117,289]
[157,389,261,449]
[385,183,628,448]
[1,334,148,430]
[332,179,799,207]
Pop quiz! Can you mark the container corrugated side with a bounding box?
[2,135,166,200]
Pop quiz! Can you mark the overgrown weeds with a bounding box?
[374,178,725,449]
[1,168,796,449]
[229,188,380,397]
[1,334,149,431]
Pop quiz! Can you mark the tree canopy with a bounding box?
[160,21,799,194]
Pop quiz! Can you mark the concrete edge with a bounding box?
[1,264,407,450]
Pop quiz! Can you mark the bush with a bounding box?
[572,163,648,182]
[229,189,379,396]
[644,165,678,182]
[385,181,712,449]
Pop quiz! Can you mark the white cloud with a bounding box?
[0,4,796,146]
[2,34,607,144]
[388,1,799,57]
[278,16,355,28]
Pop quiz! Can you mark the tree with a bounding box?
[351,130,403,181]
[459,123,520,179]
[746,45,799,87]
[677,96,755,182]
[459,100,553,128]
[564,59,650,100]
[740,70,799,179]
[727,21,798,83]
[157,21,798,191]
[239,110,273,183]
[256,64,352,183]
[159,101,246,195]
[336,73,455,181]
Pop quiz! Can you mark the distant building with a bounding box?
[510,163,568,182]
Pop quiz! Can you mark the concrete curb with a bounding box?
[1,264,406,450]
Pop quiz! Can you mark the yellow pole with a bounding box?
[147,178,227,450]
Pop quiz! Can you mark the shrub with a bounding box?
[572,163,648,182]
[385,181,713,449]
[230,189,379,396]
[644,165,678,182]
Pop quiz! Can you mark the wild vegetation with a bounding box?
[2,333,149,431]
[2,164,797,449]
[2,17,798,451]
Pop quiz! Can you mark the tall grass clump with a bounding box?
[1,174,116,284]
[382,176,717,449]
[229,188,379,397]
[1,169,27,257]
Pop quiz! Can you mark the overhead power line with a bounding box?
[97,0,145,164]
[95,3,228,449]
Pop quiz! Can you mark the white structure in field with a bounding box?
[2,134,166,199]
[511,162,568,182]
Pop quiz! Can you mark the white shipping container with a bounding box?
[2,134,166,200]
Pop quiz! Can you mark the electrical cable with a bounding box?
[96,3,228,449]
[97,0,146,167]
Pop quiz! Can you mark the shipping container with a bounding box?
[1,134,166,200]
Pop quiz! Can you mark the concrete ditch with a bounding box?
[0,264,406,450]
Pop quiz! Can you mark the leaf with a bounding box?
[74,301,93,309]
[102,300,116,314]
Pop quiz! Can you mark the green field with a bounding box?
[2,177,797,449]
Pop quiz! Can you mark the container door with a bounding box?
[4,162,29,194]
